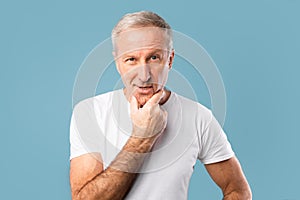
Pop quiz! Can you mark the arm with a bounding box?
[70,91,167,200]
[70,136,158,200]
[205,156,252,200]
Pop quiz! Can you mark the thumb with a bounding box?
[144,90,164,108]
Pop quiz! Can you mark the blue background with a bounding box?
[1,1,299,199]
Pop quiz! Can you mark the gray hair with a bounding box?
[111,11,173,51]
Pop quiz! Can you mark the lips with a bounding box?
[135,85,153,94]
[139,85,152,88]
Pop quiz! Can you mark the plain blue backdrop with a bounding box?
[1,1,299,199]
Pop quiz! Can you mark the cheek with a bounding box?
[152,66,169,85]
[120,66,138,84]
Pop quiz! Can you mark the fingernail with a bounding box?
[161,90,165,99]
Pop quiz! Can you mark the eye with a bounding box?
[151,55,158,60]
[125,57,135,63]
[150,54,161,62]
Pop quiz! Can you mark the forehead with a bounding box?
[114,27,170,56]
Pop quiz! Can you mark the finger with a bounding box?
[144,89,164,107]
[163,109,168,119]
[161,89,166,100]
[162,110,168,129]
[130,96,138,112]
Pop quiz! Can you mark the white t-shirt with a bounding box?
[70,89,234,200]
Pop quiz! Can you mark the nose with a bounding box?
[138,65,151,82]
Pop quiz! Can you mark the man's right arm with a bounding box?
[70,91,167,200]
[70,135,158,200]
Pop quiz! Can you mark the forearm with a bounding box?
[73,135,157,200]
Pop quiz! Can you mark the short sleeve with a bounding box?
[198,112,235,164]
[69,99,103,160]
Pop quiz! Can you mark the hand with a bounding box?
[130,90,168,138]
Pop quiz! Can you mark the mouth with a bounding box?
[135,85,154,94]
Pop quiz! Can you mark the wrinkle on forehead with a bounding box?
[114,27,170,56]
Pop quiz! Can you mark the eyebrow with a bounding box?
[122,49,166,58]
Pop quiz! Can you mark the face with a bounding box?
[113,27,174,106]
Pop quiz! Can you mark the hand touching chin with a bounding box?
[135,93,153,108]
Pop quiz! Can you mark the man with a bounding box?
[69,11,252,200]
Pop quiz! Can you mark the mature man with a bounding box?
[69,11,252,200]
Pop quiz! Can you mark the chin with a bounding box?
[135,93,153,107]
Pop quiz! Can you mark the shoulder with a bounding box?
[172,92,213,121]
[73,89,122,112]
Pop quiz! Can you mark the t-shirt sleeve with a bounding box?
[69,99,103,160]
[69,113,87,160]
[197,111,235,164]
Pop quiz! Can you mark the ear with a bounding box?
[112,51,121,74]
[168,49,175,69]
